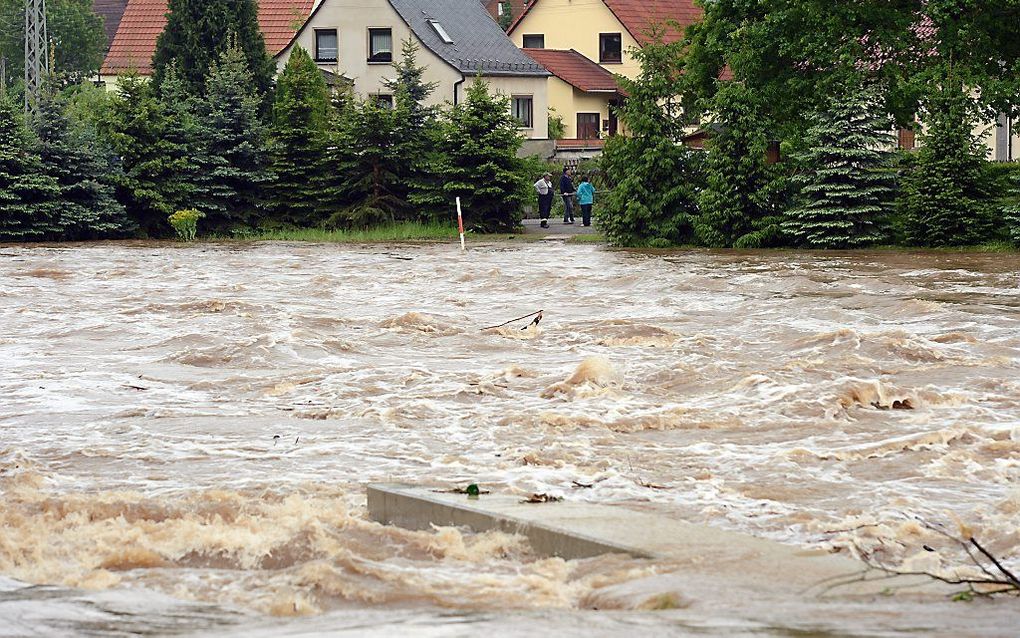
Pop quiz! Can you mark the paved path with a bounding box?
[521,218,598,236]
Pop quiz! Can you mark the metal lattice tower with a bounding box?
[24,0,48,113]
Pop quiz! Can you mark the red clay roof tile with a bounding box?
[101,0,313,75]
[521,48,620,93]
[509,0,702,45]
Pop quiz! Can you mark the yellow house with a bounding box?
[507,0,703,80]
[507,0,701,154]
[521,48,623,153]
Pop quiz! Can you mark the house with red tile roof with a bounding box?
[522,48,622,149]
[93,0,130,53]
[100,0,314,81]
[508,0,702,80]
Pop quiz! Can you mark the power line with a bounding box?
[24,0,48,113]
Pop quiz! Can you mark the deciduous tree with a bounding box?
[0,0,106,86]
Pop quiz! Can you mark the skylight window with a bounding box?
[428,19,453,44]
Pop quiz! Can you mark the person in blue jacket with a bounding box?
[576,174,595,227]
[559,166,575,224]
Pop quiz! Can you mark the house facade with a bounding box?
[279,0,551,141]
[508,0,702,80]
[521,48,623,155]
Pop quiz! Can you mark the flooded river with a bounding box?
[1,241,1018,636]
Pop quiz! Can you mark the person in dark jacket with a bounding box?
[559,167,575,224]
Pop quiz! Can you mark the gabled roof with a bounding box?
[508,0,702,46]
[483,0,531,28]
[388,0,549,77]
[93,0,130,51]
[521,49,620,92]
[101,0,314,75]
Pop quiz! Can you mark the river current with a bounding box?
[1,241,1018,636]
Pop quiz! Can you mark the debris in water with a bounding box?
[480,309,544,331]
[521,493,563,504]
[432,484,491,496]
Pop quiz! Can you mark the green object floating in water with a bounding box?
[466,483,481,498]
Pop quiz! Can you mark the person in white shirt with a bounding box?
[534,172,553,228]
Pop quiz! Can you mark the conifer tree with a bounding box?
[158,65,206,215]
[598,29,702,246]
[265,46,331,227]
[199,43,271,231]
[0,94,61,240]
[106,73,192,236]
[696,82,787,248]
[152,0,274,97]
[324,96,404,227]
[420,77,525,232]
[783,83,895,248]
[901,77,995,247]
[1005,174,1020,247]
[385,38,440,221]
[33,89,131,239]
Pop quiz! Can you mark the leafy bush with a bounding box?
[168,208,204,241]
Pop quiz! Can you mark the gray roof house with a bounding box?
[279,0,552,140]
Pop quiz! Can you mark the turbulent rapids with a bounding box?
[1,242,1019,634]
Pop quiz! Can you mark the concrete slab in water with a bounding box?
[367,484,949,599]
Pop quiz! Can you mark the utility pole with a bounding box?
[1,55,7,97]
[24,0,48,113]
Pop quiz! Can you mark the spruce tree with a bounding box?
[385,38,440,222]
[324,96,404,227]
[783,83,895,248]
[0,94,61,240]
[157,65,206,220]
[199,43,271,231]
[265,46,331,227]
[106,73,192,236]
[598,29,702,247]
[901,77,994,247]
[152,0,274,98]
[421,77,525,232]
[696,82,787,248]
[33,89,131,239]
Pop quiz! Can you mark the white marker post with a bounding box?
[456,196,466,252]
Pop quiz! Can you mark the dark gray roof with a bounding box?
[388,0,550,77]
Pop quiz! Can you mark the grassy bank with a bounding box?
[227,223,460,243]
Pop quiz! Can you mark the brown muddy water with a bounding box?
[0,241,1018,637]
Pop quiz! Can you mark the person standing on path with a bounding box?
[559,166,576,224]
[577,175,595,227]
[534,172,554,228]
